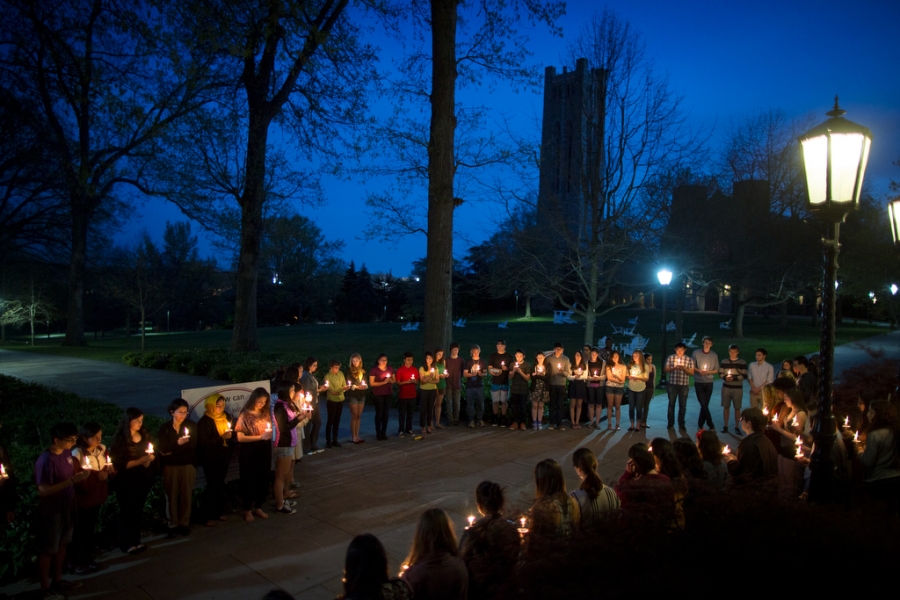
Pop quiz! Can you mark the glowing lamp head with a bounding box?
[657,269,673,286]
[890,199,900,247]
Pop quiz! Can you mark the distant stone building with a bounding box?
[537,58,607,236]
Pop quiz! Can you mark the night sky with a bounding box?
[122,0,900,276]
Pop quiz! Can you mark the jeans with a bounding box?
[628,388,646,423]
[466,387,484,422]
[373,394,392,435]
[302,399,322,453]
[398,396,415,432]
[446,389,461,422]
[667,384,688,428]
[694,382,714,428]
[419,388,436,427]
[510,393,528,424]
[549,385,566,426]
[325,400,345,443]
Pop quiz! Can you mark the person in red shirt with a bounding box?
[396,352,418,437]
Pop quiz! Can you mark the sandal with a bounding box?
[274,505,296,515]
[627,427,635,431]
[206,520,218,527]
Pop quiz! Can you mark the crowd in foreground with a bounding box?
[2,336,899,599]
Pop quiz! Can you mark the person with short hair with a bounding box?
[508,349,531,430]
[664,342,694,430]
[401,508,468,600]
[464,345,488,428]
[530,352,550,430]
[111,408,156,553]
[324,359,351,448]
[35,422,89,598]
[570,448,619,528]
[458,481,520,600]
[724,407,778,483]
[530,458,581,536]
[338,534,412,600]
[488,340,513,426]
[748,348,774,410]
[70,422,112,573]
[301,357,324,455]
[546,342,571,430]
[586,347,607,429]
[197,394,234,526]
[692,336,719,431]
[719,344,749,435]
[419,352,439,435]
[345,353,369,444]
[369,354,394,441]
[236,388,273,522]
[158,398,198,537]
[444,343,464,426]
[396,352,418,436]
[793,356,817,407]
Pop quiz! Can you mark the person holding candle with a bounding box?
[369,354,395,441]
[724,408,778,484]
[626,350,650,432]
[748,348,774,410]
[488,340,513,427]
[338,533,412,600]
[458,481,520,600]
[530,352,550,430]
[641,352,656,429]
[664,342,694,430]
[419,352,439,435]
[70,422,112,573]
[444,343,464,426]
[719,344,749,435]
[396,352,418,436]
[692,336,719,431]
[508,349,531,430]
[768,388,808,499]
[345,353,368,444]
[649,438,687,529]
[673,438,710,502]
[301,357,324,455]
[859,401,900,511]
[546,342,571,430]
[197,394,234,527]
[605,350,626,431]
[464,345,488,428]
[35,422,90,597]
[400,508,468,600]
[567,350,588,429]
[586,347,607,429]
[615,443,674,527]
[158,398,198,538]
[281,366,305,487]
[0,428,17,532]
[696,430,727,492]
[323,359,351,448]
[111,407,156,554]
[530,458,581,536]
[433,348,448,429]
[235,388,273,522]
[273,381,309,515]
[570,447,620,528]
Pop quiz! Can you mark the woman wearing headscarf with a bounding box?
[197,394,234,527]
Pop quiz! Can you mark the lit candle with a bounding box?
[411,373,415,380]
[514,362,519,369]
[557,363,561,369]
[265,421,272,433]
[324,380,330,388]
[226,420,232,431]
[105,453,111,465]
[795,438,803,458]
[83,456,91,470]
[722,445,731,455]
[501,361,505,367]
[520,516,526,528]
[0,463,6,478]
[147,442,154,454]
[467,515,475,528]
[772,413,779,423]
[791,416,798,428]
[794,435,802,448]
[843,416,850,429]
[593,371,598,377]
[183,427,190,438]
[763,406,769,416]
[853,431,860,443]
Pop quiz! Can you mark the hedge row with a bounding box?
[122,348,294,383]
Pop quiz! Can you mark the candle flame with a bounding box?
[184,427,189,437]
[795,435,802,447]
[772,413,779,423]
[467,515,475,527]
[843,416,850,428]
[0,463,5,476]
[853,431,859,442]
[763,406,769,416]
[84,456,91,469]
[722,445,730,455]
[147,442,154,454]
[520,516,526,528]
[265,422,272,432]
[791,416,798,427]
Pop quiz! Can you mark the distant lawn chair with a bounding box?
[553,306,577,324]
[665,321,676,331]
[453,318,466,328]
[719,319,732,330]
[620,334,650,357]
[401,321,419,332]
[628,316,639,326]
[622,323,638,337]
[610,322,625,335]
[682,332,697,348]
[498,321,508,329]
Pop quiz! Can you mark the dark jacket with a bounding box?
[729,431,778,481]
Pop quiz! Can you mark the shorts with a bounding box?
[346,396,367,407]
[606,385,624,397]
[274,447,294,459]
[749,390,762,409]
[38,500,75,554]
[721,387,743,410]
[490,384,509,393]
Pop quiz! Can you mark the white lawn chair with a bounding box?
[610,322,625,335]
[665,321,676,331]
[598,336,609,348]
[622,324,637,336]
[628,316,639,326]
[631,334,649,352]
[498,321,508,329]
[719,319,732,330]
[682,333,697,348]
[453,318,466,328]
[401,322,416,332]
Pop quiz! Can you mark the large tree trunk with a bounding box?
[64,203,88,346]
[734,286,746,338]
[675,275,685,344]
[230,112,270,352]
[423,0,458,355]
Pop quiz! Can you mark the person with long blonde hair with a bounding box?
[345,353,368,444]
[401,508,467,600]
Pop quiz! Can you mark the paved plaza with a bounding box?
[0,330,897,599]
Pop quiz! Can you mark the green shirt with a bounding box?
[435,363,447,390]
[324,370,347,401]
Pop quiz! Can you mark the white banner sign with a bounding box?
[182,380,271,423]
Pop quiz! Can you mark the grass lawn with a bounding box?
[4,309,889,372]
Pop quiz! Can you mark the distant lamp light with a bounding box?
[869,291,877,304]
[889,198,900,246]
[799,96,872,220]
[834,280,840,290]
[891,284,898,296]
[657,269,673,286]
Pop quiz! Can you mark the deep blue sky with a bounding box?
[121,0,900,276]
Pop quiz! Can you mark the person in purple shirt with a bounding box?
[35,422,90,598]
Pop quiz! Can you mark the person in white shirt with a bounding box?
[747,348,774,410]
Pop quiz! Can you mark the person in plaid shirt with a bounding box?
[664,342,694,429]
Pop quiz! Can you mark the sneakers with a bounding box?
[478,421,485,427]
[399,431,405,437]
[558,425,566,431]
[735,427,743,436]
[548,424,556,430]
[519,423,526,430]
[720,426,729,434]
[469,421,475,428]
[509,422,518,430]
[274,505,296,515]
[405,430,414,436]
[492,420,499,427]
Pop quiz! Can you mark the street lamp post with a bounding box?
[889,199,900,246]
[798,97,872,503]
[657,269,673,389]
